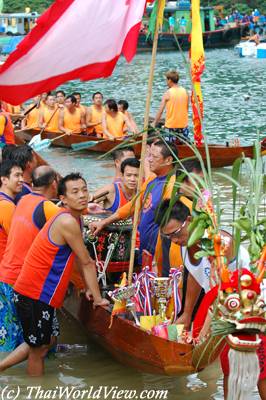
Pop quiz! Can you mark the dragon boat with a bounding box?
[15,128,265,168]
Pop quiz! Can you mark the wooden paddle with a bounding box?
[29,106,60,146]
[71,139,111,151]
[32,132,69,151]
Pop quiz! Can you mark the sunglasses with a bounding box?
[161,219,187,240]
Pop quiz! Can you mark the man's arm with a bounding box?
[102,113,115,140]
[80,110,86,132]
[152,92,169,127]
[61,216,107,306]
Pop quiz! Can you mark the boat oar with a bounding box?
[71,139,110,151]
[29,106,60,147]
[32,133,69,151]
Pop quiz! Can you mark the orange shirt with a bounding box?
[165,86,188,129]
[87,105,104,136]
[63,108,82,133]
[0,111,15,144]
[41,107,60,132]
[106,112,125,138]
[0,193,15,262]
[0,193,59,285]
[25,104,40,129]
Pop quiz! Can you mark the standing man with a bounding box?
[38,94,60,132]
[179,16,187,33]
[59,95,86,135]
[86,92,104,137]
[90,141,178,265]
[152,70,189,143]
[0,160,23,261]
[0,166,59,355]
[12,173,108,376]
[0,101,15,146]
[168,14,175,33]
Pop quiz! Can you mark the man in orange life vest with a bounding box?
[0,101,15,146]
[102,99,133,140]
[86,92,104,137]
[38,94,60,132]
[0,166,59,356]
[93,158,140,213]
[59,95,86,135]
[152,70,189,143]
[12,173,109,376]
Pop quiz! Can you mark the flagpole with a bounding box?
[128,0,162,285]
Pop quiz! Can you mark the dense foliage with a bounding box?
[201,0,266,15]
[2,0,266,15]
[2,0,53,13]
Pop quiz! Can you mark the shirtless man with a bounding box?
[118,100,139,134]
[86,92,104,137]
[93,158,140,213]
[59,95,86,135]
[38,94,59,132]
[152,70,189,143]
[102,99,133,140]
[12,173,109,376]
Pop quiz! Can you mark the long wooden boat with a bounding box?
[64,282,223,376]
[15,128,260,168]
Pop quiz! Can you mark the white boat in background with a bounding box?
[235,40,266,58]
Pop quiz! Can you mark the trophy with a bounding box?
[153,277,172,320]
[109,285,140,326]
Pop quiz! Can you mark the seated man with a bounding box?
[92,158,140,213]
[118,100,139,134]
[59,95,86,135]
[102,99,133,140]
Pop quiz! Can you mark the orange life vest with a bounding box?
[106,112,125,138]
[42,107,60,132]
[165,86,188,129]
[87,105,104,136]
[63,108,82,133]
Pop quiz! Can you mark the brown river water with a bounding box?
[1,48,265,399]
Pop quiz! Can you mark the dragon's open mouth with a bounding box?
[226,334,262,351]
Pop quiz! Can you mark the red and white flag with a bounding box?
[0,0,147,105]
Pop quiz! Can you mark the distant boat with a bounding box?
[235,40,266,58]
[138,1,249,51]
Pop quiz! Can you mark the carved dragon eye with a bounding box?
[224,294,241,311]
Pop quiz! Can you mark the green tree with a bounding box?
[3,0,53,13]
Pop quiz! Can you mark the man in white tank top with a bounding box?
[156,199,250,330]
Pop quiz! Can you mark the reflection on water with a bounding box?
[1,49,264,399]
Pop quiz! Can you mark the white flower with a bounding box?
[42,311,50,321]
[0,327,7,339]
[28,335,37,344]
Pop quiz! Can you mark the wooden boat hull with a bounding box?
[64,284,224,376]
[15,129,256,168]
[138,24,249,52]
